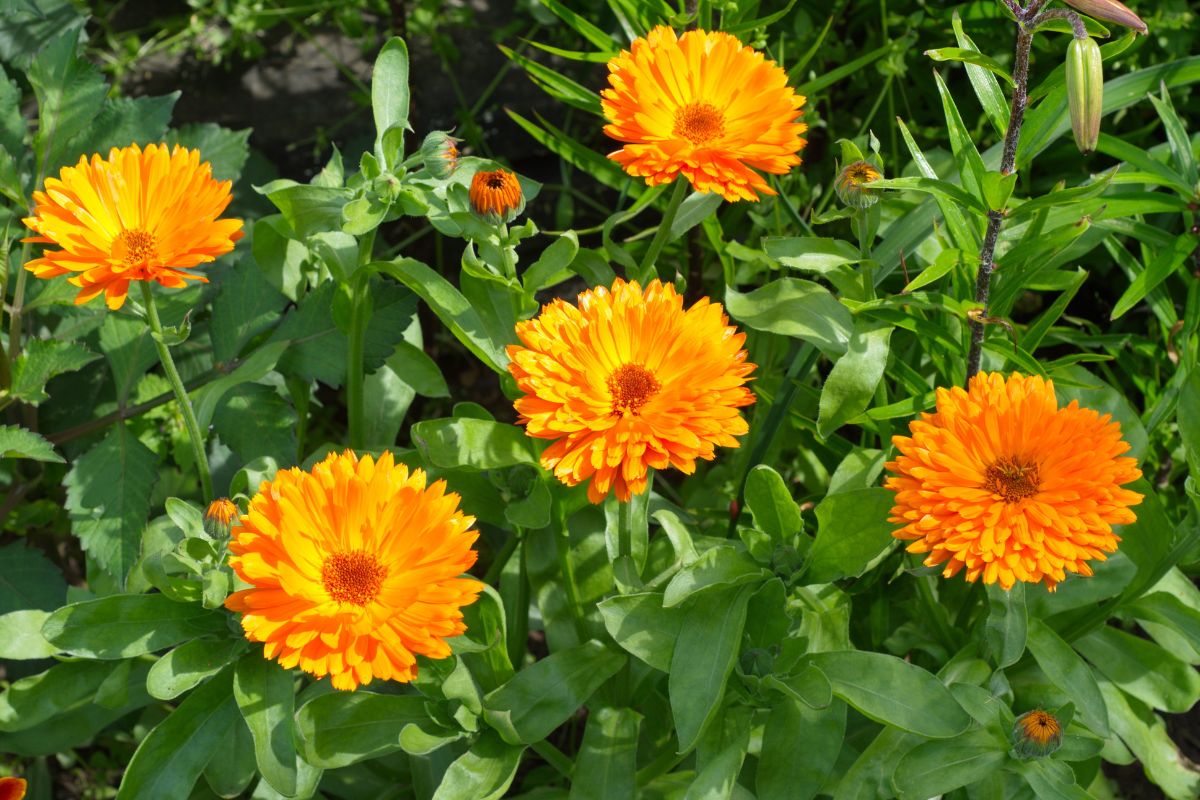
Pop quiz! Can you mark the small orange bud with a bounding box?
[835,160,884,209]
[420,131,460,179]
[469,168,525,225]
[1012,709,1063,758]
[204,497,238,536]
[0,777,28,800]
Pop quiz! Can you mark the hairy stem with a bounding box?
[637,179,688,283]
[140,282,212,501]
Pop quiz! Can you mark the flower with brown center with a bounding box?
[507,278,756,503]
[1013,709,1063,758]
[224,450,483,690]
[22,143,243,309]
[601,26,807,202]
[885,372,1143,590]
[468,168,525,224]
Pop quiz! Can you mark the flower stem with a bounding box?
[637,179,688,283]
[346,274,370,449]
[140,282,213,501]
[965,19,1035,383]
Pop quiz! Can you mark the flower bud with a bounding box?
[834,160,884,209]
[1066,36,1104,155]
[1012,709,1063,758]
[1061,0,1147,35]
[204,497,239,537]
[420,131,461,179]
[469,168,525,225]
[0,777,27,800]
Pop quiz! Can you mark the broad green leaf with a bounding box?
[296,691,454,769]
[372,37,411,169]
[81,93,176,155]
[669,586,753,752]
[361,358,416,449]
[805,488,895,583]
[757,696,845,800]
[1075,625,1200,713]
[42,594,227,659]
[1009,758,1093,800]
[202,715,256,798]
[9,338,100,405]
[817,320,892,438]
[167,123,251,182]
[193,340,290,429]
[662,545,767,607]
[0,610,59,659]
[390,340,451,398]
[0,659,111,732]
[1098,679,1200,800]
[568,707,641,800]
[803,651,971,738]
[833,727,921,800]
[210,258,287,362]
[255,180,352,237]
[725,278,852,358]
[523,231,580,292]
[63,426,160,583]
[252,216,308,301]
[212,384,298,467]
[27,29,106,175]
[98,313,157,407]
[685,733,748,800]
[763,236,863,275]
[985,582,1027,669]
[432,730,525,800]
[0,425,63,463]
[0,543,67,614]
[234,654,300,796]
[412,418,538,470]
[744,465,803,543]
[483,640,625,745]
[763,664,833,710]
[598,592,684,672]
[1127,591,1200,659]
[1025,618,1110,736]
[146,637,247,700]
[669,191,724,239]
[116,666,239,800]
[893,729,1007,799]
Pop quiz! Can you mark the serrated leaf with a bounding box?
[210,258,287,362]
[212,384,297,467]
[27,29,107,176]
[0,543,67,614]
[78,93,177,154]
[0,425,63,462]
[10,338,101,404]
[167,123,251,182]
[63,426,160,583]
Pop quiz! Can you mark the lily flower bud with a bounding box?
[1061,0,1147,35]
[1066,36,1104,155]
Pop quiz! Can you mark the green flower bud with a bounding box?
[834,160,884,209]
[420,130,461,179]
[1061,0,1147,35]
[1012,709,1063,759]
[1066,37,1104,155]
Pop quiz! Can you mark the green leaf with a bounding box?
[0,659,112,732]
[251,216,309,301]
[1147,84,1197,189]
[483,639,625,745]
[0,425,63,463]
[361,357,416,448]
[81,93,177,154]
[817,320,893,439]
[832,726,920,800]
[924,47,1013,84]
[744,465,803,543]
[662,546,768,607]
[763,236,863,275]
[0,610,60,659]
[63,426,160,583]
[501,44,602,115]
[1075,625,1200,714]
[42,594,227,659]
[202,715,256,798]
[255,179,352,237]
[757,695,845,800]
[1097,679,1200,799]
[1009,758,1092,800]
[893,729,1007,799]
[412,418,538,470]
[193,340,290,429]
[210,258,288,362]
[99,313,158,407]
[146,637,247,700]
[523,231,580,293]
[506,110,642,198]
[985,582,1027,669]
[116,666,239,800]
[867,176,986,214]
[212,384,297,467]
[598,592,685,672]
[1025,618,1110,736]
[372,37,410,169]
[166,123,251,182]
[432,730,525,800]
[763,664,833,710]
[389,340,451,398]
[725,278,852,358]
[1110,232,1195,320]
[669,586,753,752]
[10,338,101,405]
[27,29,107,176]
[296,691,453,769]
[802,651,971,738]
[532,0,617,52]
[806,488,895,583]
[234,654,300,796]
[0,543,67,615]
[568,707,641,800]
[686,731,749,800]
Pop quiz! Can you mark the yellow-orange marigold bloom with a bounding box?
[469,168,525,224]
[601,26,807,202]
[224,450,483,690]
[22,143,243,310]
[507,279,756,503]
[885,372,1143,591]
[0,777,27,800]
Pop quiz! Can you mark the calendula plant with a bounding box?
[2,0,1199,798]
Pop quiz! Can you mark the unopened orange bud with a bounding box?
[1012,709,1063,758]
[469,168,525,225]
[204,497,239,536]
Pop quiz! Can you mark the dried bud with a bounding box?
[469,168,526,225]
[834,160,884,209]
[1066,36,1104,155]
[1061,0,1147,35]
[204,497,239,537]
[1012,709,1063,758]
[420,130,461,179]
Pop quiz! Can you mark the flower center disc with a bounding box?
[983,457,1041,503]
[1021,711,1060,744]
[114,229,157,266]
[673,102,725,146]
[607,363,661,415]
[322,550,387,606]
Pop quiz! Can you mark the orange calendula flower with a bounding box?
[886,372,1143,591]
[22,143,243,310]
[0,777,26,800]
[601,26,807,202]
[507,279,756,503]
[469,168,525,224]
[224,450,483,690]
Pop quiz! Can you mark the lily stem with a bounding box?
[140,282,212,501]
